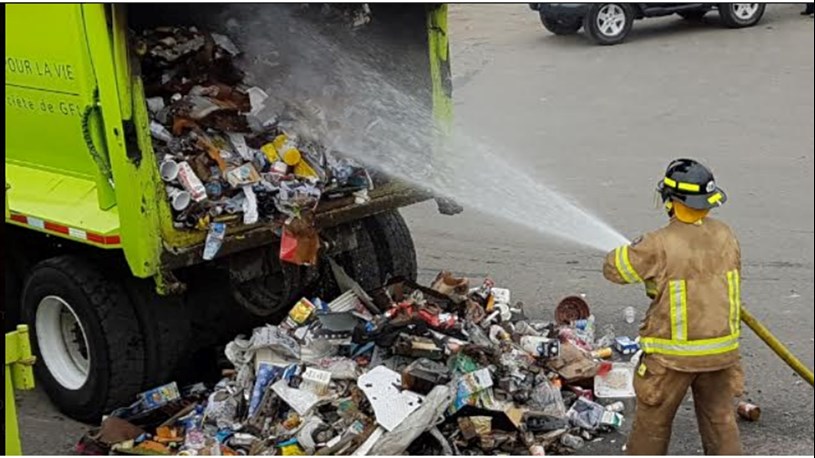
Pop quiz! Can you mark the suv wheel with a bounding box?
[719,3,765,28]
[539,12,582,35]
[583,3,634,45]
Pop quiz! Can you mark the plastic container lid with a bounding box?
[594,363,635,398]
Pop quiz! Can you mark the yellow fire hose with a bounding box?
[741,306,814,387]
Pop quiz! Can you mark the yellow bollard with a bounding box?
[5,325,37,455]
[741,306,814,387]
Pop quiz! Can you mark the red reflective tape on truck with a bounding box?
[7,212,121,247]
[44,221,70,235]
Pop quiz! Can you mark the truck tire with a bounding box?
[363,210,418,283]
[539,12,582,35]
[21,256,145,423]
[583,3,634,45]
[335,222,383,292]
[232,214,405,320]
[718,3,765,28]
[233,262,303,318]
[124,278,191,390]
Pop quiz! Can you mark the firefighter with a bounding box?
[603,159,744,455]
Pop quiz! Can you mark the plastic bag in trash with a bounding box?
[529,377,567,417]
[250,325,300,360]
[271,379,321,416]
[248,363,281,417]
[367,385,452,456]
[299,339,340,365]
[205,390,238,429]
[295,416,326,454]
[567,397,605,430]
[310,357,360,380]
[242,186,259,225]
[595,324,616,349]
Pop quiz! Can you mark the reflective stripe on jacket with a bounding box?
[604,217,741,372]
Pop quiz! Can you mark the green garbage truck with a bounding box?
[5,3,452,422]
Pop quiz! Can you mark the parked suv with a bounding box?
[529,3,766,45]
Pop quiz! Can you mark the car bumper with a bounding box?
[533,3,590,20]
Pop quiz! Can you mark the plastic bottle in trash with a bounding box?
[182,406,207,452]
[150,121,173,143]
[561,434,584,450]
[606,401,625,413]
[624,306,636,324]
[273,134,299,162]
[202,222,226,261]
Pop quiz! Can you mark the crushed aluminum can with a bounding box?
[737,401,761,422]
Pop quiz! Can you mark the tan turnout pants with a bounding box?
[626,356,744,455]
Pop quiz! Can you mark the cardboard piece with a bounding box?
[545,341,599,383]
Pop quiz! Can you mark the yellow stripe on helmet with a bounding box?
[677,182,701,192]
[664,177,701,193]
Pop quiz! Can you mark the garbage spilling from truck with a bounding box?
[76,265,643,456]
[139,25,374,263]
[78,18,646,458]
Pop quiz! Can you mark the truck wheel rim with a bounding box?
[35,295,91,390]
[731,3,759,20]
[597,4,626,36]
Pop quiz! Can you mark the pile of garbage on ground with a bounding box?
[139,26,373,262]
[76,265,643,456]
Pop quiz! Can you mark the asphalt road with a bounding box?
[16,4,814,455]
